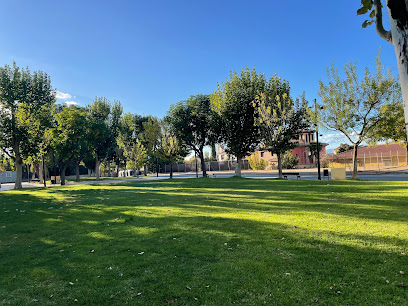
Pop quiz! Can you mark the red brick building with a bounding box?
[217,131,328,169]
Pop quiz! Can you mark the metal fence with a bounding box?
[328,152,408,171]
[159,160,251,173]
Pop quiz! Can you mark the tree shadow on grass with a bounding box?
[0,178,407,304]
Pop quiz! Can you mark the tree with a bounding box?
[157,120,188,178]
[210,67,267,176]
[167,94,221,177]
[124,140,147,177]
[335,143,354,154]
[50,105,87,185]
[308,141,324,158]
[281,151,299,169]
[86,98,119,180]
[357,0,408,143]
[254,74,309,178]
[318,52,399,179]
[143,116,161,176]
[0,62,55,189]
[118,112,148,176]
[255,91,309,178]
[247,153,268,170]
[366,99,407,144]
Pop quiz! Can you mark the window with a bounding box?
[6,172,11,178]
[260,151,264,158]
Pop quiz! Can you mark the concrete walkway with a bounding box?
[1,169,408,192]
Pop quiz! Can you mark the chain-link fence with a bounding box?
[158,160,251,173]
[328,152,408,171]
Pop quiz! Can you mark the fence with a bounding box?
[159,160,251,174]
[328,152,408,171]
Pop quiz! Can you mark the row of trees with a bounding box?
[1,50,405,188]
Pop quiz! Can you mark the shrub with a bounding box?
[281,151,299,169]
[247,153,267,170]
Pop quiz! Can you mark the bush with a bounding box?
[247,153,267,170]
[281,151,299,169]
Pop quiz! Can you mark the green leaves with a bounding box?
[362,20,374,28]
[357,0,375,28]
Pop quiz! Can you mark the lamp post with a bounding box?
[314,99,321,180]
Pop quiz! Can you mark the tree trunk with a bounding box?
[75,161,80,182]
[42,155,46,187]
[95,155,101,181]
[277,152,283,179]
[211,143,217,160]
[199,150,207,177]
[108,160,111,177]
[170,162,173,179]
[352,144,359,179]
[60,164,67,185]
[14,151,23,190]
[234,156,242,177]
[144,164,147,176]
[383,0,408,142]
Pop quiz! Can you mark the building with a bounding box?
[253,131,328,168]
[329,143,407,169]
[216,131,329,168]
[0,171,17,184]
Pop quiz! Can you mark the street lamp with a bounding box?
[314,99,322,181]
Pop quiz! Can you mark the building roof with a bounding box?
[335,143,407,158]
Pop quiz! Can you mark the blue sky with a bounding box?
[0,0,398,150]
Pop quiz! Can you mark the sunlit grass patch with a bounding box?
[0,178,407,304]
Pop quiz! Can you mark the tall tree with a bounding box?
[123,140,147,177]
[0,62,55,189]
[157,120,188,178]
[254,76,309,178]
[318,52,399,179]
[167,94,221,177]
[210,67,266,176]
[87,98,113,180]
[357,0,408,142]
[143,116,161,176]
[118,112,147,176]
[50,105,87,185]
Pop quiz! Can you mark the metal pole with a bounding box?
[315,99,321,180]
[397,150,400,167]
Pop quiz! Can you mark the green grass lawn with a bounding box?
[1,178,407,305]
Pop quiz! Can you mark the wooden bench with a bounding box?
[282,172,301,179]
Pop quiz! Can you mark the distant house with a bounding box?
[0,171,17,183]
[216,130,329,169]
[253,131,328,169]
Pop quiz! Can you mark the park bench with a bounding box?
[282,172,301,180]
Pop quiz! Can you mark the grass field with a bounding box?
[1,178,407,305]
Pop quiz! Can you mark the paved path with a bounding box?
[1,169,408,191]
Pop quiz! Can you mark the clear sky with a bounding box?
[0,0,399,150]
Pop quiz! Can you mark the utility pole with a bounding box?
[315,99,321,181]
